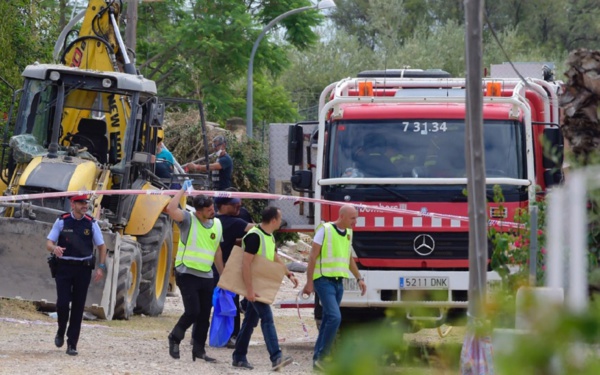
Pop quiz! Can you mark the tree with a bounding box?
[0,1,60,113]
[134,0,324,125]
[279,28,380,120]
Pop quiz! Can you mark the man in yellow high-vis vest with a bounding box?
[232,206,298,371]
[302,204,366,371]
[165,181,224,363]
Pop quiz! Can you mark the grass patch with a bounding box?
[0,298,44,321]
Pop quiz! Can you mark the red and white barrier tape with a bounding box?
[277,251,308,266]
[295,291,310,338]
[0,188,525,229]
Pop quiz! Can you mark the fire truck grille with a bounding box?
[352,231,493,270]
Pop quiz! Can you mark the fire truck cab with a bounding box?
[272,68,563,326]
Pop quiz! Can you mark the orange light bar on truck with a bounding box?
[485,82,501,96]
[358,81,374,96]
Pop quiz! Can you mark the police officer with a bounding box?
[165,181,224,362]
[46,194,107,356]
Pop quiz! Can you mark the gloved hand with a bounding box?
[182,179,193,193]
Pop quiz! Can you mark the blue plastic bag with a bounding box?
[209,287,237,347]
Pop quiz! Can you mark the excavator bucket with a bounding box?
[0,218,121,320]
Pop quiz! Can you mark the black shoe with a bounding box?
[192,350,216,363]
[226,336,236,349]
[54,334,64,348]
[232,360,254,369]
[66,345,78,356]
[168,334,180,359]
[272,356,293,371]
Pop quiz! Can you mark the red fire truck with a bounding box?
[270,68,563,326]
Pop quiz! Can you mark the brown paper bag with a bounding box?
[217,246,286,304]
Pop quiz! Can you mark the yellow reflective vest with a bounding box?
[175,214,222,272]
[313,222,352,280]
[243,226,275,261]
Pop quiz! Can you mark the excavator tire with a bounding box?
[135,214,173,316]
[113,238,142,320]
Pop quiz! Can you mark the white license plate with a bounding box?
[343,278,360,291]
[399,277,449,289]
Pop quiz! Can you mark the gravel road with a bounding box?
[0,273,320,375]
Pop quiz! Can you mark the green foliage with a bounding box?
[274,231,300,247]
[326,319,411,374]
[135,0,323,125]
[0,1,60,112]
[225,133,269,221]
[495,300,600,375]
[489,185,546,291]
[279,29,379,120]
[562,149,600,274]
[390,20,466,76]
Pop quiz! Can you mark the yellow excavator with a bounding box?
[0,0,209,319]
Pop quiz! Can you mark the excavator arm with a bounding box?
[57,0,133,162]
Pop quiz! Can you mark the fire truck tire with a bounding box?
[135,215,173,316]
[113,239,142,320]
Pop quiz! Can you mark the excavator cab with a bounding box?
[0,0,209,320]
[0,64,171,319]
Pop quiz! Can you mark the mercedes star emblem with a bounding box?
[413,234,435,256]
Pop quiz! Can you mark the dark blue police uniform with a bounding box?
[54,213,95,351]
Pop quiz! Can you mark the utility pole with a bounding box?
[125,0,138,53]
[461,0,492,373]
[464,0,487,322]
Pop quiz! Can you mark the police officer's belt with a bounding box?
[57,258,95,268]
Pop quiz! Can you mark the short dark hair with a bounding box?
[214,197,241,208]
[212,135,227,147]
[261,206,280,224]
[192,194,213,209]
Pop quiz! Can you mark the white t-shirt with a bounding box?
[313,224,347,245]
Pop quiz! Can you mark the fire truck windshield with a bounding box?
[328,119,525,181]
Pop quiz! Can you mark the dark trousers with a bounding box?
[171,273,214,351]
[232,293,241,338]
[233,300,282,364]
[55,263,92,348]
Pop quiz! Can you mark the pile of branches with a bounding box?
[161,111,227,166]
[560,48,600,162]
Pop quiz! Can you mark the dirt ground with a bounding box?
[0,273,320,375]
[0,268,463,375]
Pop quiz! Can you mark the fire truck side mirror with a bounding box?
[288,125,304,166]
[542,128,564,169]
[291,170,312,190]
